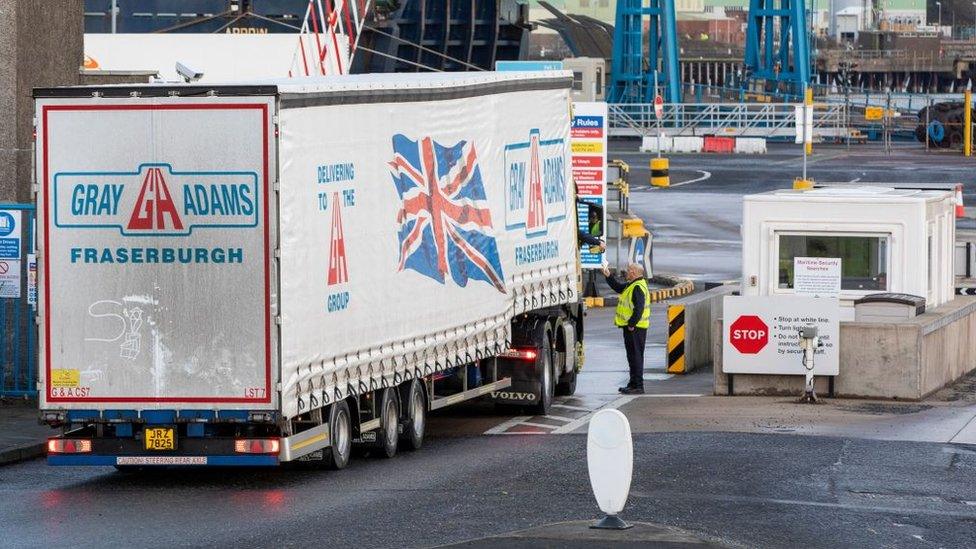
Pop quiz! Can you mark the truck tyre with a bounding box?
[376,388,400,459]
[532,330,554,416]
[401,379,427,451]
[326,400,352,470]
[556,367,577,396]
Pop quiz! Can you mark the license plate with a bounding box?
[144,428,175,451]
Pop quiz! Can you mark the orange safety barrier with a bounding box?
[702,136,735,153]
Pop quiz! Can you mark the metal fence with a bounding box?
[0,204,37,397]
[608,102,850,139]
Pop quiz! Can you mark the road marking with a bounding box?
[848,177,861,183]
[519,421,563,429]
[550,395,637,434]
[484,392,703,436]
[633,393,704,397]
[631,490,976,519]
[483,415,532,435]
[641,170,711,191]
[551,403,591,412]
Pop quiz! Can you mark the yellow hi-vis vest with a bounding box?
[615,278,650,329]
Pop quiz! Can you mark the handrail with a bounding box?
[608,102,849,138]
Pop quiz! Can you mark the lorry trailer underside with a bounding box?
[45,305,583,467]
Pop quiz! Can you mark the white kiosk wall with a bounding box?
[741,187,955,317]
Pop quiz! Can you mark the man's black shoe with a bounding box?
[620,387,645,395]
[618,385,634,393]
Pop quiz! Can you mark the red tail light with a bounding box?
[234,438,280,454]
[47,438,92,454]
[498,348,538,361]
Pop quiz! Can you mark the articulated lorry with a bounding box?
[35,72,600,467]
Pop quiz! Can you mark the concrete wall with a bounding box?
[714,297,976,400]
[667,284,736,373]
[0,0,83,203]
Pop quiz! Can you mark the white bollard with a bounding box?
[587,409,634,530]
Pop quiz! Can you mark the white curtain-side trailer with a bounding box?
[35,72,591,467]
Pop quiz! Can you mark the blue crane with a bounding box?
[607,0,681,104]
[743,0,811,94]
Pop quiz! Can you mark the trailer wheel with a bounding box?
[400,379,427,451]
[376,388,400,459]
[532,330,554,415]
[326,400,352,470]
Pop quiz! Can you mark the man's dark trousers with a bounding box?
[623,327,647,389]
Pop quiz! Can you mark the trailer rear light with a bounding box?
[234,438,280,454]
[498,348,538,361]
[47,438,92,454]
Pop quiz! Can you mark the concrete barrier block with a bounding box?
[734,138,767,154]
[640,135,673,153]
[672,137,703,153]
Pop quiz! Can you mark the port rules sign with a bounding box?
[722,296,840,375]
[571,102,607,268]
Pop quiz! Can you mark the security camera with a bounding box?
[176,62,204,83]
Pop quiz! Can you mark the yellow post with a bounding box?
[650,157,670,187]
[965,89,972,157]
[804,87,814,155]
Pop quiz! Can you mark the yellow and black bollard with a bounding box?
[650,158,670,187]
[666,304,686,374]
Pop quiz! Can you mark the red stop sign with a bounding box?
[729,315,768,354]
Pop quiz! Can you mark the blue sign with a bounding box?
[0,212,14,237]
[495,60,564,72]
[0,210,20,260]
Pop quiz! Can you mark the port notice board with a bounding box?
[572,102,607,268]
[723,296,840,375]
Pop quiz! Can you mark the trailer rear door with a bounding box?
[36,94,277,410]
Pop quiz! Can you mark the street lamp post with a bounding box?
[972,2,975,42]
[937,1,942,35]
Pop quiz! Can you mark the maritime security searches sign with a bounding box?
[38,100,273,405]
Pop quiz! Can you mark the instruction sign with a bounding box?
[572,102,608,268]
[723,296,840,375]
[0,210,22,298]
[794,105,813,144]
[27,253,37,308]
[793,257,841,298]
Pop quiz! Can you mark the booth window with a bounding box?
[777,234,889,291]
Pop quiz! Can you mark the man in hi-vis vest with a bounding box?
[601,263,650,394]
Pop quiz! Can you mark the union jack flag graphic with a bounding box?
[388,135,506,293]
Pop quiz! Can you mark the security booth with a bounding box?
[741,186,956,319]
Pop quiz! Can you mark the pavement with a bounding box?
[0,400,48,465]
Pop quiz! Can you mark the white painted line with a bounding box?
[550,395,637,434]
[645,170,711,190]
[643,373,674,381]
[633,393,705,398]
[551,403,592,412]
[484,415,532,435]
[670,170,711,188]
[518,422,560,430]
[949,413,976,445]
[848,177,861,183]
